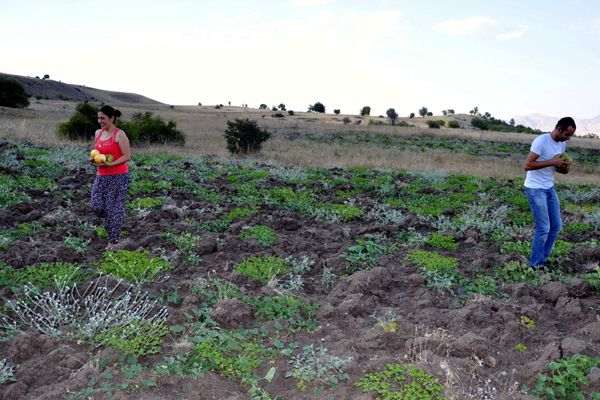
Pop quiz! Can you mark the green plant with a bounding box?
[355,363,445,400]
[360,106,371,116]
[0,262,92,291]
[426,232,459,251]
[406,250,459,274]
[533,354,600,400]
[373,310,401,333]
[120,111,185,144]
[163,231,201,266]
[515,343,528,352]
[224,118,271,154]
[129,179,171,195]
[494,261,540,285]
[0,77,29,108]
[250,295,318,330]
[63,235,91,254]
[285,344,352,393]
[95,319,168,357]
[98,250,174,285]
[240,225,278,247]
[235,256,288,284]
[344,235,392,272]
[57,101,99,140]
[447,120,460,128]
[426,120,442,129]
[520,315,536,329]
[128,197,164,211]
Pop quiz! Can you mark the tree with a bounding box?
[224,118,270,154]
[278,103,286,111]
[442,110,448,116]
[447,109,455,115]
[426,112,433,116]
[334,109,340,115]
[419,107,428,117]
[43,74,50,80]
[510,118,515,126]
[309,102,325,113]
[483,112,491,119]
[259,104,268,110]
[360,106,371,116]
[0,78,30,108]
[409,112,415,118]
[469,106,479,116]
[386,108,398,125]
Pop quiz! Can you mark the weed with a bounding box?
[235,256,288,284]
[355,363,445,400]
[494,261,540,285]
[394,228,427,247]
[520,315,536,329]
[0,262,92,291]
[95,319,169,357]
[426,232,459,251]
[515,343,528,352]
[285,344,352,393]
[372,309,401,333]
[63,235,91,254]
[0,358,16,384]
[320,267,337,287]
[533,354,600,400]
[129,179,171,195]
[367,203,406,225]
[163,232,201,266]
[240,225,278,247]
[98,250,174,285]
[344,235,393,272]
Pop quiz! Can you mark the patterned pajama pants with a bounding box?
[91,174,129,244]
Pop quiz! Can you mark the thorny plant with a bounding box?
[3,274,168,341]
[366,202,407,225]
[372,309,402,333]
[285,344,352,393]
[0,358,16,385]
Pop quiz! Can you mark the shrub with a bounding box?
[57,101,99,140]
[0,78,29,108]
[288,110,295,116]
[121,111,185,144]
[286,345,352,393]
[360,106,371,116]
[342,117,351,124]
[272,112,285,118]
[334,109,340,115]
[259,104,268,109]
[224,118,271,154]
[447,120,460,128]
[471,116,489,130]
[409,112,415,118]
[426,120,442,129]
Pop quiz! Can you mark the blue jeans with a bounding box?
[524,187,562,267]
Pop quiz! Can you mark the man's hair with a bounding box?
[556,117,576,132]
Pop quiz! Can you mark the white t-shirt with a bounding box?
[524,133,566,189]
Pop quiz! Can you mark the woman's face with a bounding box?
[97,112,114,129]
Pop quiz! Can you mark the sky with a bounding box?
[2,0,600,121]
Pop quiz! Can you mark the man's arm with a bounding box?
[524,152,567,171]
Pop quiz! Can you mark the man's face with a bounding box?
[557,126,575,142]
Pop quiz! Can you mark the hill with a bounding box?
[0,72,162,105]
[514,113,600,136]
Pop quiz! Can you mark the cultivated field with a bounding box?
[1,101,600,399]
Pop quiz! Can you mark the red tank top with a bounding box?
[94,128,129,176]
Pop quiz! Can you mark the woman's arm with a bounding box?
[108,130,131,167]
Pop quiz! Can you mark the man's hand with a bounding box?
[553,154,571,174]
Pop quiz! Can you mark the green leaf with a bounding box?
[264,367,277,383]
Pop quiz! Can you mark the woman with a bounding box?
[90,105,131,250]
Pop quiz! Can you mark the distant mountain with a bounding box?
[0,72,162,105]
[513,113,600,135]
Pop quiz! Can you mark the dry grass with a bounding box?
[1,100,599,184]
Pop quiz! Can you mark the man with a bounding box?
[523,117,575,268]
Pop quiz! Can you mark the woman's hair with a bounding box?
[99,105,122,122]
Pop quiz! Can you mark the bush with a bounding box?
[360,106,371,116]
[334,109,340,115]
[342,117,351,125]
[224,118,271,154]
[120,112,185,144]
[288,110,295,116]
[58,103,185,144]
[447,120,460,128]
[471,116,489,130]
[426,120,442,129]
[0,78,29,108]
[57,101,99,140]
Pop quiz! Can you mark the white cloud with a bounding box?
[341,10,403,37]
[291,0,330,6]
[433,16,497,34]
[496,25,529,40]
